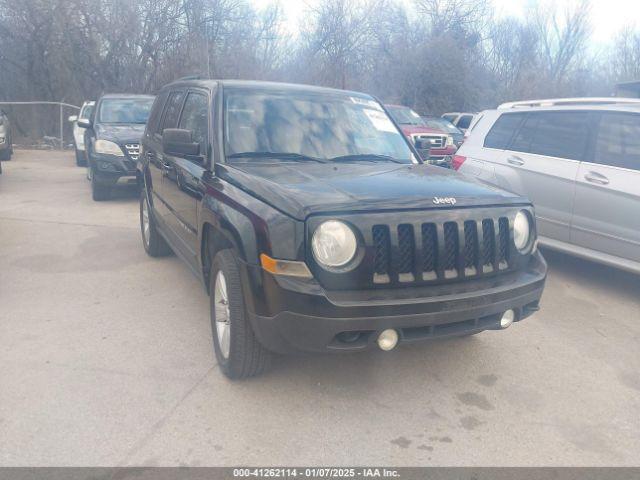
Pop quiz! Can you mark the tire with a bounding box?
[75,149,86,166]
[140,189,172,257]
[91,167,111,201]
[0,149,10,161]
[210,249,271,379]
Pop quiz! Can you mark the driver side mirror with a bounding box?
[163,128,200,158]
[77,118,92,129]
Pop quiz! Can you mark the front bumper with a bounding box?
[241,251,547,354]
[89,152,137,185]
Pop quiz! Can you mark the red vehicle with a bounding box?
[385,104,457,166]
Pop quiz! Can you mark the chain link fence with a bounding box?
[0,102,81,150]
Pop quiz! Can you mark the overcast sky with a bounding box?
[252,0,639,46]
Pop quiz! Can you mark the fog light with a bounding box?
[500,310,515,329]
[377,329,399,351]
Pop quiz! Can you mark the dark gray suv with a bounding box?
[79,94,154,200]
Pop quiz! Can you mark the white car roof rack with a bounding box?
[498,97,640,109]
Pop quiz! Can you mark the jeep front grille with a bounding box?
[371,217,511,284]
[124,143,140,161]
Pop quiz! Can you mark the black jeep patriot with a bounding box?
[138,80,546,379]
[79,94,155,200]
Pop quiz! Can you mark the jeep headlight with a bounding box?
[94,139,124,156]
[514,210,532,253]
[312,220,358,268]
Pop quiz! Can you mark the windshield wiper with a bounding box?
[227,152,327,163]
[330,154,403,164]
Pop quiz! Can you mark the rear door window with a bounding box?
[524,111,590,160]
[509,113,538,153]
[594,112,640,171]
[483,113,526,149]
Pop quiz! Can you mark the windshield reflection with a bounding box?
[224,89,413,163]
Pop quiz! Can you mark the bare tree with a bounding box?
[608,25,640,83]
[532,0,592,88]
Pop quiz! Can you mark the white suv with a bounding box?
[455,98,640,274]
[68,101,95,166]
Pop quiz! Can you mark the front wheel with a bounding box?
[210,249,271,379]
[90,167,111,201]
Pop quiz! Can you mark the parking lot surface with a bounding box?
[1,150,639,466]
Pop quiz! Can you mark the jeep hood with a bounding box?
[219,162,527,221]
[95,123,145,144]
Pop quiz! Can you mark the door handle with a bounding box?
[584,171,609,185]
[507,155,525,166]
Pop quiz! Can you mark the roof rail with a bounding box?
[498,97,640,109]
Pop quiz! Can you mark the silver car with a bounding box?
[0,109,13,164]
[455,97,640,274]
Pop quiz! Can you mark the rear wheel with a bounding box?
[91,167,111,201]
[210,249,271,379]
[140,189,172,257]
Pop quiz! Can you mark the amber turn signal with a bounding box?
[260,254,313,278]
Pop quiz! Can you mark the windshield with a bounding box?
[424,117,461,134]
[386,106,426,126]
[98,98,154,124]
[224,89,414,163]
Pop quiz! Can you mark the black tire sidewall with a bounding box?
[210,249,270,379]
[139,187,171,257]
[91,167,109,201]
[210,251,239,375]
[140,191,152,253]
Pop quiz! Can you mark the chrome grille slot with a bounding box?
[413,134,446,149]
[124,143,140,161]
